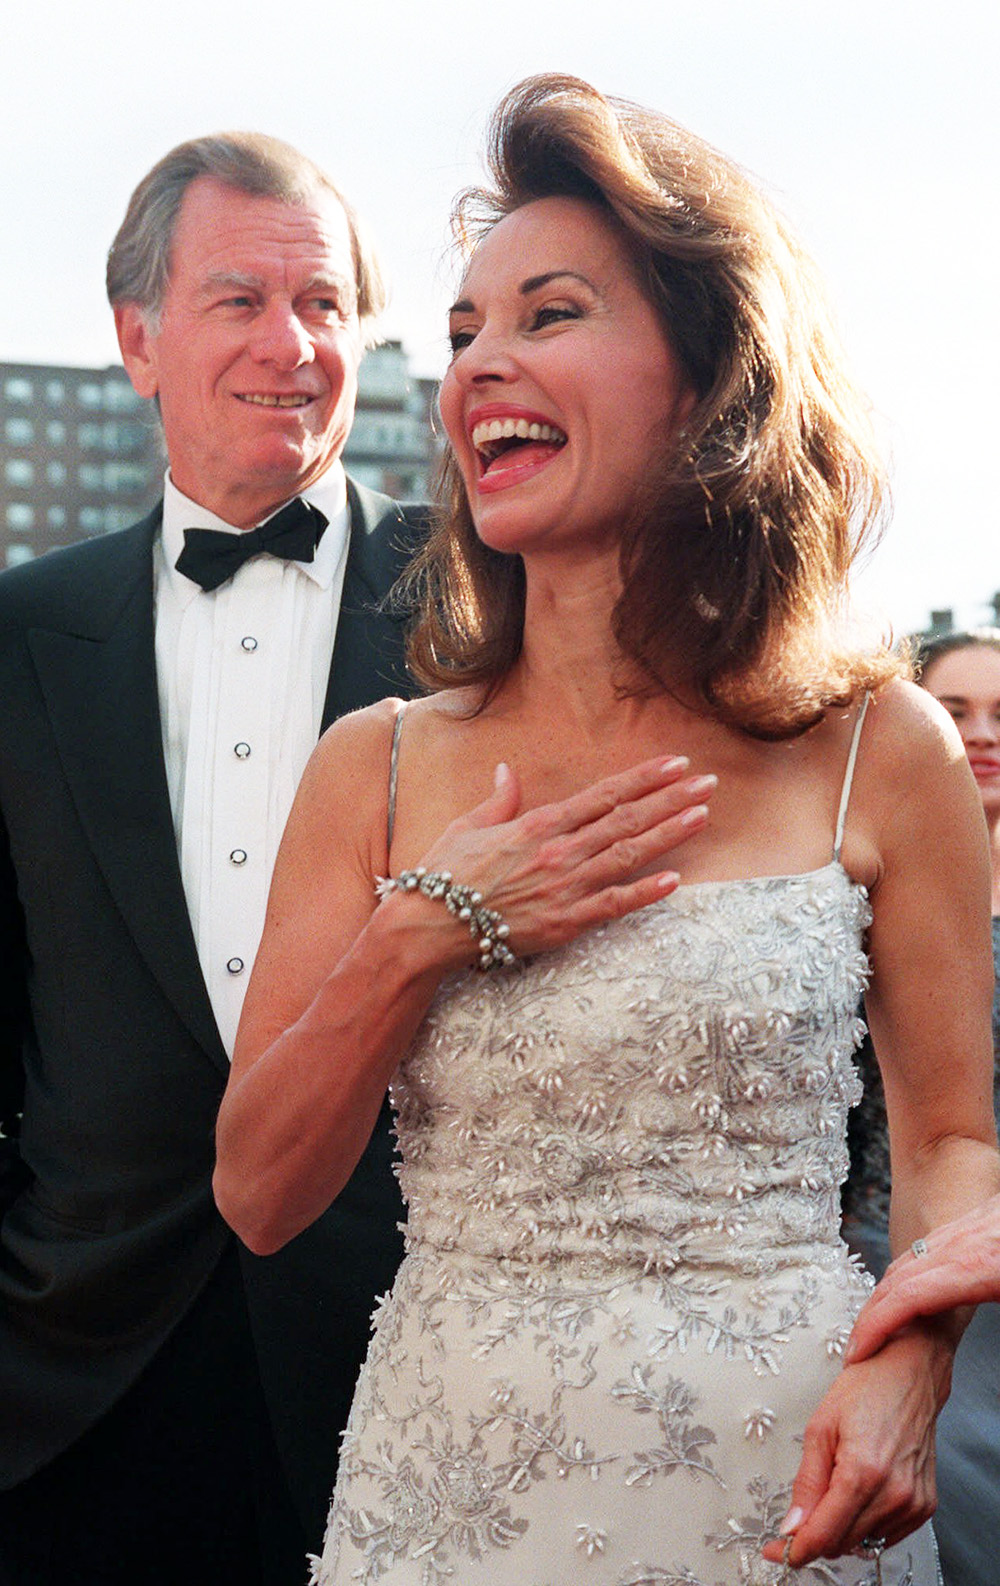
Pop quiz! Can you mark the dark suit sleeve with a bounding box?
[0,803,28,1215]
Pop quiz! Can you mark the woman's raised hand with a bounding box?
[846,1195,1000,1365]
[395,754,714,964]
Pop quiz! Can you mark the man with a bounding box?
[0,134,421,1585]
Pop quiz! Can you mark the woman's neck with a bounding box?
[514,553,646,735]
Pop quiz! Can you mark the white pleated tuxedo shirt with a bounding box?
[154,465,350,1058]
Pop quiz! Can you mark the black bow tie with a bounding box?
[175,499,328,592]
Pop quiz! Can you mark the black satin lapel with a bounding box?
[321,485,422,732]
[322,563,407,729]
[28,574,227,1072]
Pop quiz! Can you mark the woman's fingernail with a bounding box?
[656,870,681,890]
[680,803,709,827]
[779,1507,805,1536]
[660,756,689,775]
[688,773,718,795]
[494,762,509,788]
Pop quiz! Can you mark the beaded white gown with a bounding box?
[313,728,940,1586]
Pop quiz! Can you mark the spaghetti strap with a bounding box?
[833,693,871,862]
[386,705,407,857]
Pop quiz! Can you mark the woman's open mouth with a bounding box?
[469,412,567,488]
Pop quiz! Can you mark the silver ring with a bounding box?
[861,1534,887,1558]
[911,1238,929,1257]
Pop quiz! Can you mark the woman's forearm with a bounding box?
[888,1132,1000,1254]
[214,893,468,1253]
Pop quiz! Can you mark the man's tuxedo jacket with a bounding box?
[0,480,421,1536]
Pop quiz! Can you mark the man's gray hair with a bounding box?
[106,131,386,342]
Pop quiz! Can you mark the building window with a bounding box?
[46,461,67,486]
[3,377,33,402]
[5,504,35,530]
[45,380,66,403]
[77,384,103,409]
[103,382,140,412]
[4,459,34,486]
[46,420,66,444]
[77,506,134,534]
[3,417,33,443]
[108,420,146,453]
[346,461,382,490]
[6,545,35,567]
[47,506,67,528]
[77,420,148,453]
[78,462,150,492]
[103,462,151,492]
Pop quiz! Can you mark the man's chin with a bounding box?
[232,447,340,519]
[243,433,339,482]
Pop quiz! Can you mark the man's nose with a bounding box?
[249,299,314,366]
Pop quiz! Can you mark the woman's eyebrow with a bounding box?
[519,269,596,294]
[448,270,598,317]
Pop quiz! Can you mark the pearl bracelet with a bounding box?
[375,867,518,972]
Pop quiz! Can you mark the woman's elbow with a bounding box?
[212,1159,291,1256]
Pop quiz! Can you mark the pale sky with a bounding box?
[2,0,996,634]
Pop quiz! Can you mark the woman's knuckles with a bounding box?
[608,837,642,873]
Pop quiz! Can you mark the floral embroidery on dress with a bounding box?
[314,869,940,1585]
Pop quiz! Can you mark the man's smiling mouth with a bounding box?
[237,393,313,408]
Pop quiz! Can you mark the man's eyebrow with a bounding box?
[197,270,356,298]
[448,270,597,318]
[199,270,265,296]
[300,271,356,298]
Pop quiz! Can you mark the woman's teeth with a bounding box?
[472,417,567,461]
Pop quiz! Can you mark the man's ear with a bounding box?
[114,303,160,400]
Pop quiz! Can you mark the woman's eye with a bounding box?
[532,305,580,329]
[448,329,476,354]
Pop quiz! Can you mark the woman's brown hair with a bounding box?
[406,74,904,737]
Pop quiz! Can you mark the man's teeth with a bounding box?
[471,417,566,451]
[240,393,310,407]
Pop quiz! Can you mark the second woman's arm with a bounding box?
[764,681,1000,1567]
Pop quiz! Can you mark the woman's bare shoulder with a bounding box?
[313,696,405,760]
[298,690,479,833]
[310,688,478,767]
[862,678,966,779]
[283,700,408,869]
[851,680,984,893]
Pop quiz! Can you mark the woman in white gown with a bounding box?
[214,76,1000,1585]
